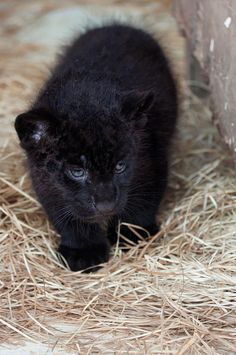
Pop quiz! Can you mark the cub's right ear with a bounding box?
[15,110,51,149]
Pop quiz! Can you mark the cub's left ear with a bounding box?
[15,110,51,149]
[121,90,154,128]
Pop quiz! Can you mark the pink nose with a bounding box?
[96,201,116,214]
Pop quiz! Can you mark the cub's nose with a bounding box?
[96,201,116,214]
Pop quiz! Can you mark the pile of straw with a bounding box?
[1,92,236,353]
[1,1,236,353]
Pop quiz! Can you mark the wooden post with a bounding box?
[173,0,236,153]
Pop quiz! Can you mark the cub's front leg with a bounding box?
[55,220,110,272]
[107,207,159,247]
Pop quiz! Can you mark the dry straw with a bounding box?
[1,92,236,354]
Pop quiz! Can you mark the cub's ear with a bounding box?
[121,90,154,128]
[15,110,52,149]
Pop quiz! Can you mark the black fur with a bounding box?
[15,24,178,272]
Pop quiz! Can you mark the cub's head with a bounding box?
[15,88,153,222]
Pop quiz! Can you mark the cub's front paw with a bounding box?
[58,243,110,272]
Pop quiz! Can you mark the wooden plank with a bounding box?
[173,0,236,153]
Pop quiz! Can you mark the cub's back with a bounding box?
[55,24,175,91]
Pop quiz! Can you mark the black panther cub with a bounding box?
[15,24,178,271]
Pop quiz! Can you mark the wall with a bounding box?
[173,0,236,153]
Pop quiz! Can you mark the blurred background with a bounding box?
[0,0,185,146]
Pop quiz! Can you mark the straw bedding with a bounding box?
[1,1,236,354]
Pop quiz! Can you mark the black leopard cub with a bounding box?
[15,24,178,271]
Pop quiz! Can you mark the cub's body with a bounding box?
[15,25,178,271]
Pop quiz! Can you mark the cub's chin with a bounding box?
[70,210,116,224]
[82,214,115,224]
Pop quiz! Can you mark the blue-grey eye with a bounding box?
[115,161,126,174]
[66,167,85,180]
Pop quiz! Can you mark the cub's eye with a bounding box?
[66,167,85,181]
[115,161,126,174]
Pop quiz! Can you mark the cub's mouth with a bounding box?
[71,209,117,224]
